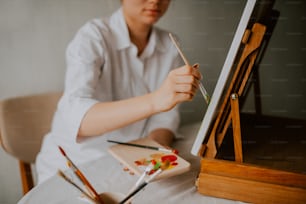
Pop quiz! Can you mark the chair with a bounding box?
[0,92,62,194]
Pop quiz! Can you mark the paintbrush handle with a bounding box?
[107,140,178,154]
[169,33,190,66]
[121,169,163,204]
[74,170,103,202]
[169,33,210,105]
[119,182,147,204]
[107,140,157,150]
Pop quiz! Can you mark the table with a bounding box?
[18,122,244,204]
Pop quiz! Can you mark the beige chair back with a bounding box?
[0,92,61,163]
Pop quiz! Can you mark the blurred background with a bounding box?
[0,0,305,203]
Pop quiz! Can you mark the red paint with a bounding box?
[161,155,177,163]
[172,149,179,154]
[151,160,157,165]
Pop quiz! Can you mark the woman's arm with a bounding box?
[147,128,175,146]
[78,64,200,138]
[78,92,156,137]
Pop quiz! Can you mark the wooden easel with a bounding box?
[196,22,306,204]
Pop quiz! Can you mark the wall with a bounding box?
[0,1,305,203]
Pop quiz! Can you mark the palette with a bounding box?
[108,138,190,180]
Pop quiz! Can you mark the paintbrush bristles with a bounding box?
[58,146,104,204]
[57,170,99,204]
[58,146,66,156]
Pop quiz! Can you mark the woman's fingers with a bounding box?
[173,64,201,80]
[174,92,193,102]
[192,63,203,80]
[153,63,202,112]
[174,84,198,95]
[174,75,199,87]
[172,64,201,90]
[169,65,202,102]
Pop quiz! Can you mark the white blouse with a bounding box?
[36,8,182,184]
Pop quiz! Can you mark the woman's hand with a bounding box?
[152,63,202,113]
[78,64,202,137]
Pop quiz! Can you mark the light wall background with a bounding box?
[0,0,305,203]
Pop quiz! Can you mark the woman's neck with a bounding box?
[127,20,152,56]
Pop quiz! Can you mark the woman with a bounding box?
[36,0,201,184]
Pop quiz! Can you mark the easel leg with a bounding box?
[230,94,243,163]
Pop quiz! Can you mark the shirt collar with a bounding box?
[109,8,167,54]
[109,8,130,50]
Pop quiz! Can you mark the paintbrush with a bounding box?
[58,146,104,204]
[57,170,100,204]
[124,160,170,204]
[169,33,210,104]
[134,161,155,188]
[119,168,163,204]
[107,139,179,154]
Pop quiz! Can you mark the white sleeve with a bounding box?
[54,22,105,142]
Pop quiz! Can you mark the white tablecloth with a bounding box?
[18,122,245,204]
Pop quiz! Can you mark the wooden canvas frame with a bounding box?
[191,0,257,156]
[190,0,306,203]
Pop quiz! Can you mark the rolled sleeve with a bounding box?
[55,96,99,142]
[53,21,105,143]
